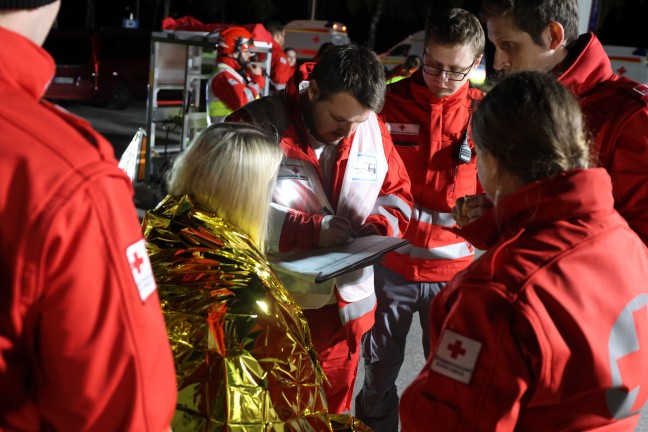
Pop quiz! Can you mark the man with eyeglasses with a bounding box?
[355,8,485,432]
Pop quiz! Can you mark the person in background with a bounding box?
[355,9,485,431]
[0,0,177,430]
[385,54,422,84]
[312,41,335,62]
[456,0,648,245]
[285,46,297,70]
[264,21,294,92]
[401,70,648,431]
[206,26,265,124]
[227,44,413,414]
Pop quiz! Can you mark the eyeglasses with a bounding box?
[421,62,474,81]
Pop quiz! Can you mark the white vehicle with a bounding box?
[378,30,487,86]
[604,46,647,85]
[284,19,352,60]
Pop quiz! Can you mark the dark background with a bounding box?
[54,0,479,54]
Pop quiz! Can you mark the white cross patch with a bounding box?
[430,329,482,384]
[126,239,156,302]
[386,122,420,136]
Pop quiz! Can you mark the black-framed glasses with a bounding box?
[421,62,474,81]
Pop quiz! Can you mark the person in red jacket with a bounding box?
[456,0,648,245]
[206,26,265,124]
[0,1,177,430]
[265,21,295,92]
[401,70,648,431]
[227,44,413,413]
[354,9,485,431]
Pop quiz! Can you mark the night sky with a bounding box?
[53,0,479,54]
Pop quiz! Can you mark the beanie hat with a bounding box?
[0,0,57,9]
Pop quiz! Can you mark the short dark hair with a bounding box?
[425,8,486,60]
[480,0,579,47]
[310,44,386,112]
[264,20,285,37]
[472,71,591,183]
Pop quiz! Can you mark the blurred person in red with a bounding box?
[385,54,422,84]
[227,44,413,413]
[355,9,485,431]
[0,0,177,430]
[401,70,648,431]
[265,21,295,92]
[206,26,265,124]
[456,0,648,245]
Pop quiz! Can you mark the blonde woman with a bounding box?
[142,123,335,430]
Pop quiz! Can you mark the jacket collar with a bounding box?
[558,33,615,97]
[0,27,55,100]
[454,168,614,250]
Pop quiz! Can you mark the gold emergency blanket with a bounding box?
[143,195,371,432]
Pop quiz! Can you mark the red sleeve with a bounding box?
[400,285,532,431]
[33,171,177,430]
[364,120,413,237]
[278,210,324,252]
[270,50,295,87]
[210,69,262,111]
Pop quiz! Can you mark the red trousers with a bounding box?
[303,304,362,413]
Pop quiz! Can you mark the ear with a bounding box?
[307,79,320,102]
[473,54,484,67]
[546,21,565,50]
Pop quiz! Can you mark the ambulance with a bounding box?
[284,20,352,61]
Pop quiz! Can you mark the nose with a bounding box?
[338,122,356,138]
[493,49,510,71]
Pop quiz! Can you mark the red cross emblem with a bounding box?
[617,66,627,76]
[313,36,320,44]
[399,124,406,131]
[292,166,300,174]
[130,252,144,274]
[447,340,467,359]
[615,305,648,412]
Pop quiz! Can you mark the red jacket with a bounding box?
[400,168,648,431]
[228,63,413,351]
[269,41,294,91]
[0,27,176,430]
[379,70,484,282]
[559,33,648,245]
[207,55,265,122]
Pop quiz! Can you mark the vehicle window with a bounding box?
[43,35,92,65]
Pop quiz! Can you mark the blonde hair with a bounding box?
[167,122,284,250]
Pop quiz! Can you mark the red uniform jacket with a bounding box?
[228,63,413,351]
[400,168,648,431]
[559,33,648,245]
[0,27,176,431]
[269,41,294,91]
[380,70,484,282]
[208,55,265,112]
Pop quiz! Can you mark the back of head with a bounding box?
[310,44,386,112]
[425,8,486,60]
[217,26,254,56]
[404,55,422,70]
[472,71,590,183]
[480,0,579,47]
[264,20,284,38]
[167,122,284,249]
